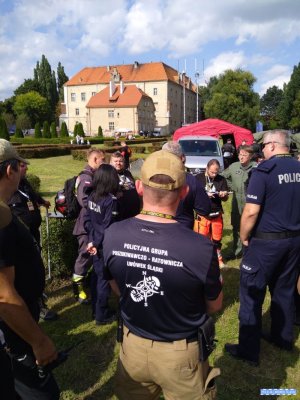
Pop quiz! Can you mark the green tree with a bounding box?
[14,127,24,138]
[50,121,57,138]
[57,62,69,102]
[77,122,85,137]
[0,97,15,115]
[14,79,40,96]
[98,125,103,137]
[260,86,283,130]
[0,118,10,140]
[34,122,42,138]
[13,91,50,126]
[34,55,58,113]
[60,121,68,137]
[277,63,300,128]
[203,69,260,130]
[2,113,15,130]
[16,113,31,131]
[289,91,300,130]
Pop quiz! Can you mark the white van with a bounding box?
[178,136,224,175]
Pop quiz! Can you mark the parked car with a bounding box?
[178,135,224,174]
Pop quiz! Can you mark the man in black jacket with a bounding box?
[110,151,140,220]
[8,161,57,321]
[72,148,106,304]
[0,139,59,400]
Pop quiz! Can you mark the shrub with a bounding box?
[71,149,89,161]
[34,122,42,138]
[50,122,57,138]
[98,126,103,137]
[41,218,77,278]
[26,173,41,192]
[14,127,24,138]
[77,122,85,137]
[73,123,78,137]
[0,118,10,140]
[60,121,68,138]
[42,121,51,138]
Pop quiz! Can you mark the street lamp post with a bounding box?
[195,71,200,123]
[182,72,186,125]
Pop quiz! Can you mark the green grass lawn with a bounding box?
[26,155,300,399]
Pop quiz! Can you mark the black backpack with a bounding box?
[55,171,93,219]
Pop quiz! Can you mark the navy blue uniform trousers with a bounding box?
[91,254,111,322]
[238,236,300,361]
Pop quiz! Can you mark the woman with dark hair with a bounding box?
[84,164,120,324]
[195,159,229,268]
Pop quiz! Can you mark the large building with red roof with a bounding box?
[61,61,198,136]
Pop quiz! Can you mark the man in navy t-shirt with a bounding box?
[225,130,300,366]
[103,150,223,400]
[162,141,211,229]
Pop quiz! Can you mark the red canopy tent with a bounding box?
[173,118,253,148]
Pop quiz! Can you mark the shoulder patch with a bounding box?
[256,160,276,173]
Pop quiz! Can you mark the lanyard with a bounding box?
[140,209,174,220]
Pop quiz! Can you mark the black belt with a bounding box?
[253,230,300,240]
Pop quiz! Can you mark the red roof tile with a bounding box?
[86,85,152,108]
[66,62,181,86]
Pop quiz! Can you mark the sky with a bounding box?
[0,0,300,101]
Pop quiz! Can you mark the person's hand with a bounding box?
[207,192,215,198]
[32,334,58,366]
[242,239,249,247]
[87,242,97,255]
[219,191,228,198]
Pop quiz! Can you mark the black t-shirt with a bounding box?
[175,173,211,228]
[117,170,140,220]
[0,216,45,321]
[103,218,222,341]
[196,173,229,214]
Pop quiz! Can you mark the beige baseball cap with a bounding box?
[0,139,28,164]
[141,150,186,190]
[0,200,12,229]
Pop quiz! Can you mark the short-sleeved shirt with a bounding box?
[196,173,229,214]
[175,173,211,228]
[103,218,222,341]
[246,155,300,232]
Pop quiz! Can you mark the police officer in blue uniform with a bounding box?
[225,129,300,366]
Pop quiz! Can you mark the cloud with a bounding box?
[203,51,247,83]
[259,64,291,95]
[0,0,299,100]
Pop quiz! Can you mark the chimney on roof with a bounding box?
[107,65,110,72]
[134,61,139,69]
[120,81,125,94]
[109,80,116,98]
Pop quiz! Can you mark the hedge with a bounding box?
[27,173,41,192]
[41,217,77,278]
[12,136,104,145]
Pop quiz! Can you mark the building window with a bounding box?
[108,110,114,118]
[153,88,158,95]
[109,122,114,131]
[81,92,86,101]
[75,108,79,116]
[71,93,76,102]
[92,92,96,97]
